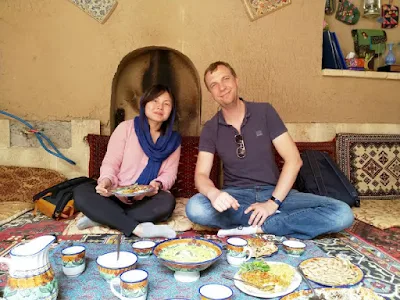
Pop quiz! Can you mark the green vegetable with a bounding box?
[239,259,270,273]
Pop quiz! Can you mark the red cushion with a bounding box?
[86,135,221,198]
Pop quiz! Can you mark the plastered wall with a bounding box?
[0,0,399,136]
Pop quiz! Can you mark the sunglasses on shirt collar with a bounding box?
[235,134,246,159]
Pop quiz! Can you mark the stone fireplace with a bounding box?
[110,47,201,136]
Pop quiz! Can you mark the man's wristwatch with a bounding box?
[270,195,282,208]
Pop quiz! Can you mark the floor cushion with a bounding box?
[63,197,195,235]
[0,166,67,225]
[0,202,33,226]
[352,199,400,229]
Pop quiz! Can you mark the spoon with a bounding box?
[221,274,275,291]
[297,266,323,300]
[116,234,122,261]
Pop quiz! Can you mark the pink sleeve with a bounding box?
[98,122,128,188]
[155,145,181,191]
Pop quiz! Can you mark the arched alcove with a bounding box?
[110,47,201,136]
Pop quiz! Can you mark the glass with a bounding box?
[235,134,246,159]
[363,0,381,18]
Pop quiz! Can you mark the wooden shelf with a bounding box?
[322,69,400,80]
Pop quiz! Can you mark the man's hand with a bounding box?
[95,178,112,197]
[245,200,279,227]
[210,191,240,212]
[133,180,160,201]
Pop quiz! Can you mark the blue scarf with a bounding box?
[134,106,181,185]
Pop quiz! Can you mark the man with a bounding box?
[186,61,354,239]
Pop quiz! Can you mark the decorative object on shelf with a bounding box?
[364,51,376,70]
[363,0,381,19]
[241,0,291,21]
[381,1,399,28]
[325,0,336,15]
[385,43,397,65]
[351,29,387,58]
[67,0,118,24]
[322,31,347,69]
[377,64,400,72]
[335,0,360,25]
[345,52,366,70]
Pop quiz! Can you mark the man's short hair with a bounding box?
[203,61,237,88]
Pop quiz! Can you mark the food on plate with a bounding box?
[112,184,152,196]
[158,244,218,263]
[247,237,278,257]
[299,257,363,287]
[281,286,385,300]
[238,260,295,293]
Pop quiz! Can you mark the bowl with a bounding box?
[282,240,306,256]
[153,238,222,282]
[199,283,233,300]
[96,251,138,281]
[132,240,156,257]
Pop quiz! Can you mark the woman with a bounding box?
[74,84,181,238]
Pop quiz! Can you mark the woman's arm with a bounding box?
[98,122,129,189]
[154,145,181,190]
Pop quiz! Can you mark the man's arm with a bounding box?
[270,131,303,202]
[194,151,219,198]
[246,131,302,226]
[195,151,240,212]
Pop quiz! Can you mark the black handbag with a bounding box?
[33,176,95,219]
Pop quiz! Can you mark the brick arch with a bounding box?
[110,47,201,136]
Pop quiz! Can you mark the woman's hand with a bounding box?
[118,196,134,205]
[133,180,161,201]
[95,178,112,197]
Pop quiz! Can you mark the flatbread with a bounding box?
[299,257,363,287]
[281,287,385,300]
[247,237,278,257]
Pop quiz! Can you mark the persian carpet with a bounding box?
[346,219,400,261]
[50,241,327,300]
[1,212,399,299]
[314,235,400,299]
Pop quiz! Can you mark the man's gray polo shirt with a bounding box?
[199,100,287,187]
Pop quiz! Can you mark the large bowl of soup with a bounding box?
[153,238,223,282]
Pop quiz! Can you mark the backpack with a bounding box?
[296,150,360,207]
[33,176,95,219]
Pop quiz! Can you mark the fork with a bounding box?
[297,267,322,300]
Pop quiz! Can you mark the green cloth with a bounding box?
[352,29,387,58]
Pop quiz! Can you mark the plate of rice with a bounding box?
[234,260,301,298]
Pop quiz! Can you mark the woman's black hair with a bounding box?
[140,84,176,135]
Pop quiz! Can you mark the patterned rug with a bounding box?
[49,241,325,300]
[346,219,400,261]
[1,237,394,300]
[1,213,399,299]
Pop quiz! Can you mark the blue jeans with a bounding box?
[186,186,354,239]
